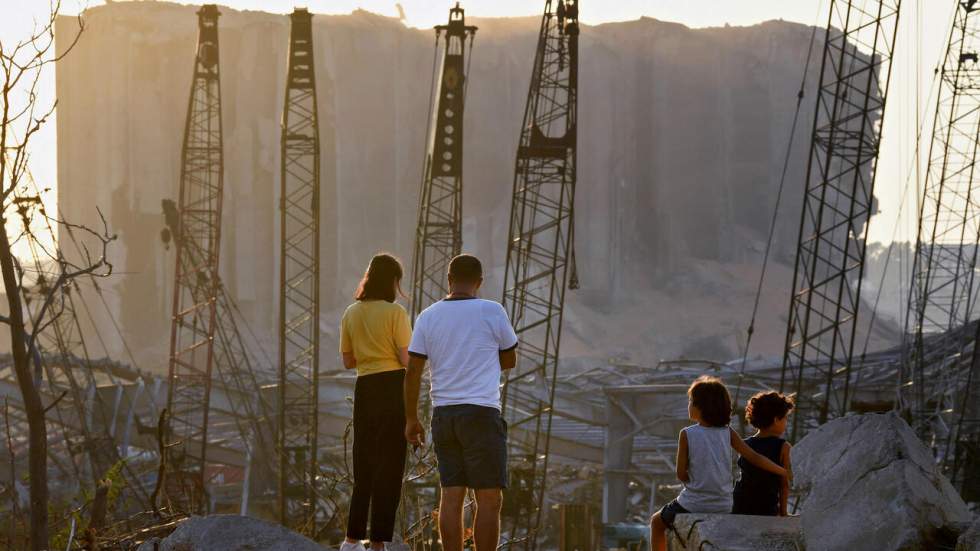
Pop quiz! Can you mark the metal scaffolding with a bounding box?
[410,3,476,320]
[31,268,151,511]
[278,7,321,533]
[903,0,980,497]
[499,1,578,548]
[164,4,224,514]
[779,0,901,439]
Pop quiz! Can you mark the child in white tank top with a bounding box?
[649,376,789,551]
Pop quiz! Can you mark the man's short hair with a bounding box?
[448,254,483,283]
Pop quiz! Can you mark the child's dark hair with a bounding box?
[688,376,732,427]
[355,253,404,303]
[745,391,795,430]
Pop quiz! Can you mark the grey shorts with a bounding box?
[431,404,508,489]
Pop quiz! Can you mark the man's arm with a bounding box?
[499,347,517,371]
[676,430,689,482]
[342,352,356,370]
[780,442,792,516]
[404,354,426,445]
[493,303,519,369]
[729,428,788,478]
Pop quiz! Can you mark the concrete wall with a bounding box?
[54,3,860,372]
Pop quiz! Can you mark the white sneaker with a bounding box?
[339,542,367,551]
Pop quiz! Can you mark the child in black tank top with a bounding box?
[732,391,795,516]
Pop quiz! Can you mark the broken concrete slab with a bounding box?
[793,412,972,551]
[958,517,980,551]
[134,515,325,551]
[666,513,802,551]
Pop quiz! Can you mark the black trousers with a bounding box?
[346,369,408,542]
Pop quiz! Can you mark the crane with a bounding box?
[278,7,322,534]
[410,3,476,320]
[779,0,902,439]
[164,4,225,513]
[902,0,980,497]
[498,1,578,548]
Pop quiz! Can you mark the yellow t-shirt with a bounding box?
[340,300,412,377]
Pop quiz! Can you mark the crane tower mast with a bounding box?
[780,0,901,438]
[278,7,322,533]
[411,3,476,319]
[164,4,224,513]
[903,0,980,497]
[499,1,578,548]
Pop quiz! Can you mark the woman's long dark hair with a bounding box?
[355,253,404,303]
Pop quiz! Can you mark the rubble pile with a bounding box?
[135,515,325,551]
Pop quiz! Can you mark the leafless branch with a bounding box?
[40,391,67,415]
[25,209,116,358]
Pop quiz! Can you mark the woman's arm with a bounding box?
[340,312,354,369]
[676,430,689,482]
[729,428,787,478]
[779,442,792,516]
[395,307,412,369]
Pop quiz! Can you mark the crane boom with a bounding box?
[499,1,578,548]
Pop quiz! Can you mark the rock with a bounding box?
[958,517,980,551]
[135,515,325,551]
[792,412,972,551]
[137,537,161,549]
[666,514,802,551]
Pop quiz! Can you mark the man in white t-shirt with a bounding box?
[405,254,518,551]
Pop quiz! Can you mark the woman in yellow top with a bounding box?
[340,253,412,551]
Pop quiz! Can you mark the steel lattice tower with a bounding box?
[779,0,901,440]
[499,1,578,548]
[903,0,980,495]
[164,4,223,513]
[161,213,279,513]
[278,8,321,533]
[410,3,476,320]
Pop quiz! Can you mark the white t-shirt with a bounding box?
[408,297,519,410]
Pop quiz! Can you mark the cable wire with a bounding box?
[732,2,824,408]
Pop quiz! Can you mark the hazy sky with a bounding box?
[0,1,955,245]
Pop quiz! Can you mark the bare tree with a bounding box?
[0,3,111,549]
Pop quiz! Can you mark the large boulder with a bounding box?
[793,412,972,551]
[958,517,980,551]
[135,515,325,551]
[666,514,802,551]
